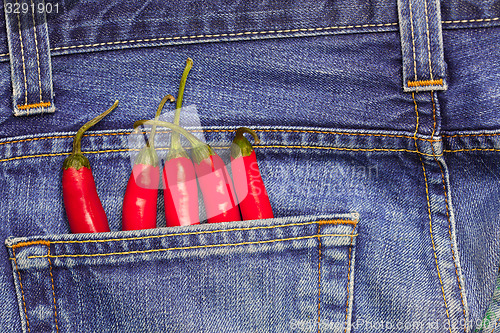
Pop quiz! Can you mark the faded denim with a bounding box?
[0,0,499,332]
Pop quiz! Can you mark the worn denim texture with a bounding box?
[0,0,499,332]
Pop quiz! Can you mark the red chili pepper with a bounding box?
[62,100,119,233]
[230,127,273,220]
[122,95,175,230]
[163,58,200,226]
[133,120,241,224]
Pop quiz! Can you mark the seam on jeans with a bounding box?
[344,225,356,333]
[24,234,358,259]
[0,129,439,147]
[5,220,357,247]
[430,92,467,332]
[17,101,51,110]
[413,93,452,332]
[0,146,444,163]
[47,245,60,333]
[317,224,322,333]
[408,79,444,87]
[423,0,434,80]
[15,0,28,108]
[48,23,399,52]
[0,18,496,58]
[12,247,30,332]
[30,0,43,104]
[444,148,500,153]
[442,17,500,24]
[11,240,51,249]
[412,93,420,152]
[408,0,418,81]
[431,91,437,138]
[443,133,500,138]
[490,318,500,333]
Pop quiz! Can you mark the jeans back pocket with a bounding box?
[6,214,358,333]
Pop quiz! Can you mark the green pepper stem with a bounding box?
[72,100,119,154]
[149,95,175,148]
[235,127,260,144]
[134,119,203,148]
[171,58,193,151]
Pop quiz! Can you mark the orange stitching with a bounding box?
[343,225,356,333]
[0,128,439,147]
[25,234,358,259]
[0,145,444,163]
[412,92,419,152]
[414,94,452,332]
[443,133,500,138]
[408,0,418,81]
[17,101,51,110]
[11,240,51,249]
[444,148,500,153]
[431,92,437,138]
[408,79,444,87]
[30,0,43,104]
[256,145,442,157]
[430,93,467,332]
[12,247,30,332]
[317,224,322,333]
[47,245,59,332]
[15,0,28,108]
[6,219,356,248]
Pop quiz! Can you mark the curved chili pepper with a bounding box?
[62,100,119,233]
[230,127,273,220]
[133,120,241,224]
[122,95,175,230]
[164,58,200,226]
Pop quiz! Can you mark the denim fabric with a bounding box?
[4,0,55,115]
[6,214,358,332]
[0,0,499,333]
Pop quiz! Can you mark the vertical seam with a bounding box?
[12,247,31,332]
[15,0,28,109]
[343,225,355,333]
[408,0,418,81]
[47,245,60,332]
[412,92,419,151]
[423,0,434,80]
[317,224,322,333]
[413,93,452,332]
[430,92,467,332]
[30,0,43,103]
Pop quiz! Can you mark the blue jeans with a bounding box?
[0,0,499,332]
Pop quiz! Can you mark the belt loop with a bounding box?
[397,0,447,92]
[4,0,55,116]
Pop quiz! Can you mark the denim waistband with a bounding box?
[1,0,499,118]
[0,126,499,164]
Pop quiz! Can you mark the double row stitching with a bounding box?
[0,128,440,147]
[30,0,43,104]
[413,93,452,332]
[47,245,60,332]
[343,225,356,333]
[423,0,434,81]
[12,247,30,332]
[408,0,418,81]
[0,17,497,59]
[429,92,467,332]
[24,234,358,259]
[15,0,28,108]
[317,224,322,333]
[6,219,357,248]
